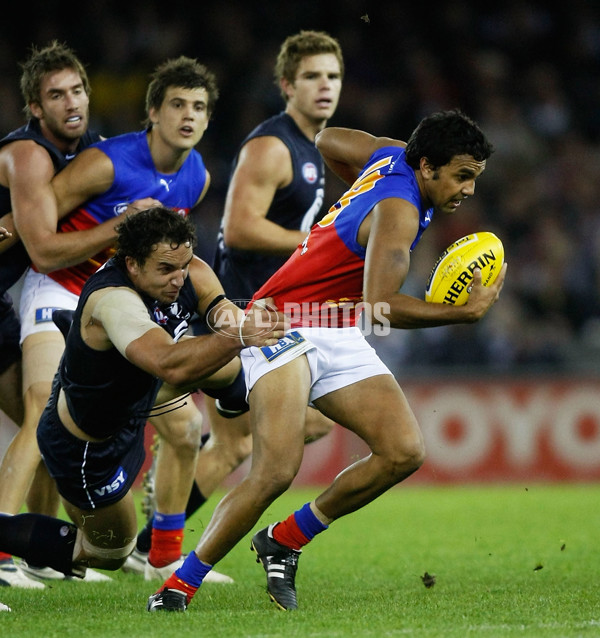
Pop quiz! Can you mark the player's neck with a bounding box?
[146,129,188,174]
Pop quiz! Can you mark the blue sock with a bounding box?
[152,512,186,530]
[175,551,212,587]
[294,502,328,541]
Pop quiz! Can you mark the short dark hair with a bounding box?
[144,56,219,127]
[404,110,494,170]
[114,207,197,268]
[275,30,344,100]
[20,40,90,119]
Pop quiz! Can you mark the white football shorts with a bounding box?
[19,269,78,343]
[240,326,393,405]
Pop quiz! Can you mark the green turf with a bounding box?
[2,483,600,637]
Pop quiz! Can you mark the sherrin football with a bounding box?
[425,231,504,305]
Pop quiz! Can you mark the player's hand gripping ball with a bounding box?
[425,232,504,305]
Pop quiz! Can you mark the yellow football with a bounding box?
[425,231,504,305]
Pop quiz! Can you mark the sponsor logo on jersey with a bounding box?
[114,203,129,216]
[302,162,318,184]
[35,307,63,324]
[153,307,169,325]
[153,303,190,340]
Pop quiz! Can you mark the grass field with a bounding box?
[1,483,600,637]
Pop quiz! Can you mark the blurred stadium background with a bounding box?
[1,0,600,484]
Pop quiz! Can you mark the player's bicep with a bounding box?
[363,198,419,303]
[9,145,56,242]
[223,138,291,237]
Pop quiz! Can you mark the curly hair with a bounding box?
[404,110,494,170]
[144,56,219,127]
[113,207,197,268]
[274,30,344,100]
[19,40,90,119]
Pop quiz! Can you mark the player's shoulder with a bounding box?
[239,134,291,171]
[0,136,55,174]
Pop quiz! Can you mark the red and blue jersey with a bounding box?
[252,146,433,327]
[43,130,208,295]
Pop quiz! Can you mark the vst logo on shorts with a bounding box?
[93,467,127,499]
[302,162,318,184]
[260,330,306,362]
[35,307,63,324]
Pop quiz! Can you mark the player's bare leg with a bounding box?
[195,398,334,500]
[144,397,203,575]
[0,492,138,578]
[62,492,139,571]
[150,398,203,516]
[0,359,24,427]
[303,405,335,443]
[249,374,425,610]
[195,397,252,497]
[0,332,63,515]
[194,355,311,566]
[25,461,59,517]
[312,374,425,519]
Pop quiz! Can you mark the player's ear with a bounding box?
[125,256,140,276]
[29,101,43,119]
[148,106,160,127]
[419,157,436,179]
[280,77,294,100]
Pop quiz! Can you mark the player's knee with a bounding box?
[227,433,252,467]
[253,464,298,499]
[159,413,203,454]
[23,382,53,421]
[204,431,252,472]
[304,414,335,444]
[384,435,426,481]
[80,535,136,571]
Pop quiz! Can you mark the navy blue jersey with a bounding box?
[0,119,101,295]
[213,112,325,301]
[58,258,199,439]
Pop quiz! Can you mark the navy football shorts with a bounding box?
[37,395,145,510]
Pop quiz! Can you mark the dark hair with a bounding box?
[144,56,219,127]
[275,30,344,100]
[20,40,90,119]
[404,110,494,170]
[113,207,197,268]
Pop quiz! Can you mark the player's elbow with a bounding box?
[222,224,239,247]
[158,365,191,389]
[30,253,61,274]
[223,225,253,250]
[361,293,392,327]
